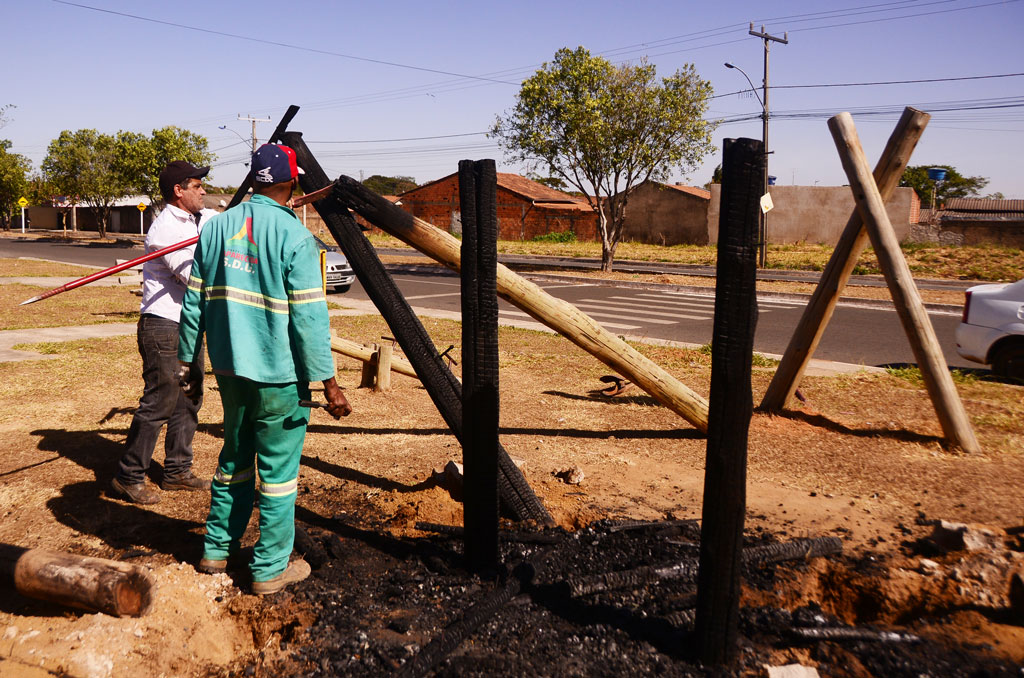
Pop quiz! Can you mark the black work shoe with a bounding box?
[252,560,311,595]
[161,472,211,492]
[198,558,227,574]
[111,477,161,505]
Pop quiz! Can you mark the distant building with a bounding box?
[910,198,1024,247]
[395,172,598,241]
[621,181,712,245]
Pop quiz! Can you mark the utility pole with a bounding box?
[748,23,787,268]
[237,114,272,153]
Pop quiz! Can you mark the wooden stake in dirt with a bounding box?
[0,543,155,617]
[331,335,418,379]
[328,176,711,433]
[761,107,930,411]
[828,113,980,454]
[459,159,500,572]
[695,138,762,665]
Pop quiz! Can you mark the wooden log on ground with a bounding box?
[331,335,418,379]
[761,107,931,411]
[828,112,980,454]
[330,176,711,433]
[695,137,763,665]
[0,543,155,617]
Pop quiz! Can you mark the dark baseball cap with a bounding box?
[252,144,303,185]
[159,160,210,200]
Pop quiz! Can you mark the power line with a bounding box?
[51,0,518,86]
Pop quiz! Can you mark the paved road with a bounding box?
[3,236,973,368]
[339,269,972,369]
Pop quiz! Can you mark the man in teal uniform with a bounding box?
[177,143,351,595]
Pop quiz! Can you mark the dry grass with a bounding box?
[1,257,100,277]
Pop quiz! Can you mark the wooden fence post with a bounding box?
[695,138,762,665]
[375,342,393,392]
[460,159,500,572]
[761,107,930,411]
[828,113,980,454]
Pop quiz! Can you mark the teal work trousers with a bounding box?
[204,375,311,582]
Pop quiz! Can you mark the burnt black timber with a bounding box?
[460,160,501,571]
[280,132,552,526]
[695,137,763,665]
[225,105,300,210]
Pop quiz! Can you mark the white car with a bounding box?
[955,278,1024,380]
[313,235,355,293]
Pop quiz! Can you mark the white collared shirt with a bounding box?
[139,204,218,322]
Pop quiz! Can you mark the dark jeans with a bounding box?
[117,314,204,484]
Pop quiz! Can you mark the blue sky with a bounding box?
[5,0,1023,197]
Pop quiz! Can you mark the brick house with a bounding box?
[911,198,1024,247]
[621,181,712,245]
[395,172,599,241]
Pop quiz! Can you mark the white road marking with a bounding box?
[575,300,710,321]
[498,309,640,330]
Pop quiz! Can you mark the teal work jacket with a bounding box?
[178,194,335,384]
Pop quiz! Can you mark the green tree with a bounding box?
[0,140,32,231]
[900,165,989,207]
[361,174,418,196]
[115,126,214,204]
[42,129,128,238]
[492,46,715,271]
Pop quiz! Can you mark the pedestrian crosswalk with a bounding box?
[497,288,806,331]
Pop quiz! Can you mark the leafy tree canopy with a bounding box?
[0,139,32,230]
[42,129,128,238]
[362,174,418,196]
[492,46,715,271]
[115,126,214,204]
[900,165,989,206]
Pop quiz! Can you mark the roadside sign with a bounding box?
[137,202,146,212]
[17,197,28,208]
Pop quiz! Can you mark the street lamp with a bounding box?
[219,125,251,167]
[725,62,770,267]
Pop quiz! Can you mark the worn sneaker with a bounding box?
[252,559,311,595]
[111,477,161,505]
[161,471,211,492]
[198,558,227,574]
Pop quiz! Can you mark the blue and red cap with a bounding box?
[252,144,303,185]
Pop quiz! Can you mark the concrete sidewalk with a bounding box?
[0,322,137,362]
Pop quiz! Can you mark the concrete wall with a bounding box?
[707,185,917,245]
[621,183,710,245]
[909,220,1024,247]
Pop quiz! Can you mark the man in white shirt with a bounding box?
[112,161,217,504]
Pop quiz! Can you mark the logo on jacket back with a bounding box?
[224,216,258,272]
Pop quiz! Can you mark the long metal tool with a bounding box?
[19,236,198,305]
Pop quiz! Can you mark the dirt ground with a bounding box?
[0,271,1022,676]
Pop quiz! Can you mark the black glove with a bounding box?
[178,363,201,400]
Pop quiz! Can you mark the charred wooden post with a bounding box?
[695,138,763,665]
[327,175,710,432]
[828,113,980,454]
[0,543,154,617]
[459,160,500,572]
[761,107,931,411]
[280,132,553,525]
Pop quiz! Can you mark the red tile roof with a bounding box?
[663,183,712,200]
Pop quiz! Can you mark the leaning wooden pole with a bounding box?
[828,112,980,454]
[0,543,155,617]
[761,107,931,411]
[330,176,711,433]
[695,138,762,665]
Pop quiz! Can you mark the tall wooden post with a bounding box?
[695,138,762,665]
[460,160,500,571]
[828,113,980,454]
[761,107,930,411]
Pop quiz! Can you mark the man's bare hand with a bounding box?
[322,377,352,420]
